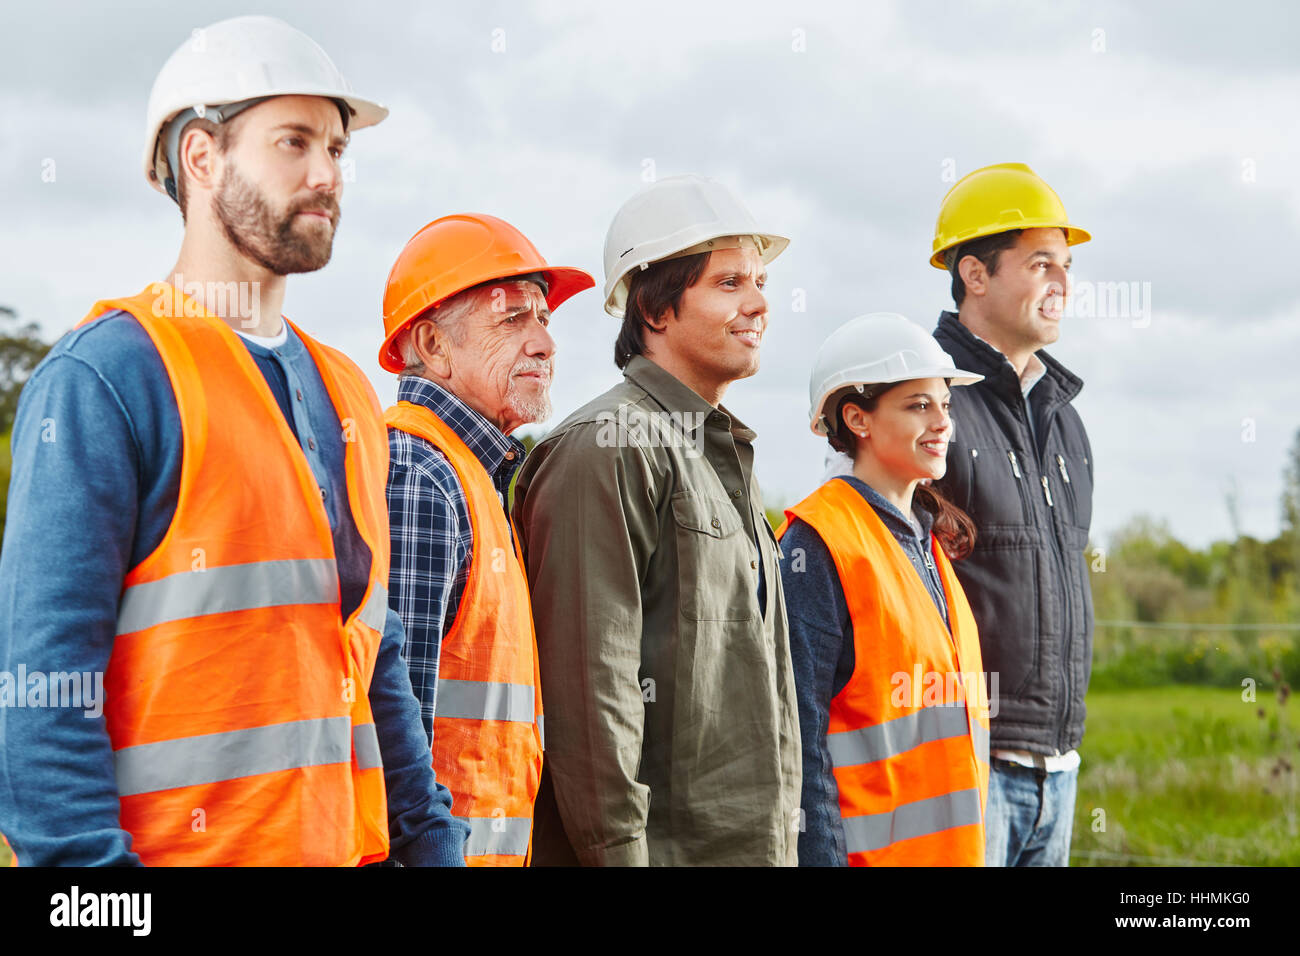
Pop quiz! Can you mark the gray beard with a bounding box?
[505,379,552,424]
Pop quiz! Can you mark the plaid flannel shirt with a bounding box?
[386,375,526,743]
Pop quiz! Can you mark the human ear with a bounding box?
[412,319,453,379]
[841,402,870,439]
[957,254,988,297]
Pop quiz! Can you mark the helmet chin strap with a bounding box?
[159,97,351,204]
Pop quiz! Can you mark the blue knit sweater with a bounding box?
[0,310,468,866]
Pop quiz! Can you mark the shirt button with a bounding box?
[296,389,303,402]
[307,438,316,450]
[751,560,758,569]
[320,487,327,500]
[505,450,516,461]
[732,489,742,498]
[710,517,721,529]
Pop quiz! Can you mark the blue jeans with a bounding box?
[984,758,1078,866]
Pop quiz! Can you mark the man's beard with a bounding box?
[505,357,554,424]
[214,162,340,275]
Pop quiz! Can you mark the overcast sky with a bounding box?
[3,0,1298,549]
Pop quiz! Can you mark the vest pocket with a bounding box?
[670,491,755,622]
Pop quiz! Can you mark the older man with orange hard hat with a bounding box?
[379,214,594,865]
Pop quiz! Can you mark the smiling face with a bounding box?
[841,378,954,484]
[415,279,556,435]
[973,227,1072,355]
[201,96,348,274]
[649,245,769,402]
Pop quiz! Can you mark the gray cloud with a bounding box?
[2,0,1297,550]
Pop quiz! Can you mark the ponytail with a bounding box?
[914,482,976,561]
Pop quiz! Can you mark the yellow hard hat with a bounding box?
[930,163,1090,269]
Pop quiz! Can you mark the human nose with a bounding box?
[305,144,340,194]
[526,316,556,359]
[743,278,768,319]
[1046,263,1069,293]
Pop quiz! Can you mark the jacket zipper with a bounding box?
[1006,450,1033,522]
[1056,453,1079,520]
[1034,419,1074,756]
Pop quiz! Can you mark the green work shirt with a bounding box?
[512,356,802,866]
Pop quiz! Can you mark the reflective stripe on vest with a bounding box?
[113,717,388,796]
[828,703,970,769]
[436,679,535,722]
[462,816,533,859]
[117,561,389,635]
[117,558,336,634]
[842,789,984,856]
[972,721,990,767]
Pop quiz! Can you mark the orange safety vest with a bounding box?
[779,477,991,866]
[384,401,544,866]
[77,285,392,867]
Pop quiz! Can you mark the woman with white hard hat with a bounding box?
[776,312,992,866]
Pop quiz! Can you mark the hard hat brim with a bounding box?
[379,264,594,373]
[930,223,1091,270]
[809,367,985,436]
[603,231,789,318]
[145,90,389,195]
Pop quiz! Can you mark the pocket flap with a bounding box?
[671,492,744,538]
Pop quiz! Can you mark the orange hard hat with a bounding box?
[379,213,595,372]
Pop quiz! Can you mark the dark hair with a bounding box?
[614,251,710,369]
[945,229,1022,308]
[175,115,244,223]
[829,385,977,560]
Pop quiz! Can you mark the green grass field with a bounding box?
[2,685,1293,868]
[1071,685,1298,866]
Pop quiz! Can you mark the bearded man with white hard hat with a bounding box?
[512,175,802,866]
[0,16,469,866]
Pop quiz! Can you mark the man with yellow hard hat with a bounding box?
[927,163,1095,867]
[378,214,593,865]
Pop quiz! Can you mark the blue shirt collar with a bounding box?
[396,375,526,482]
[837,475,935,543]
[237,320,301,358]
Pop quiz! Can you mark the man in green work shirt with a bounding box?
[512,175,801,866]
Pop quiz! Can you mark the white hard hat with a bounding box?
[144,16,389,201]
[808,312,984,436]
[602,174,789,318]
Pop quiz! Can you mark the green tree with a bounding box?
[1282,428,1300,616]
[1,306,51,433]
[0,306,53,536]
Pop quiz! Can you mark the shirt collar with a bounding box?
[937,311,1081,403]
[237,319,300,358]
[963,327,1047,398]
[622,355,758,444]
[1018,352,1047,398]
[839,475,935,542]
[397,375,526,480]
